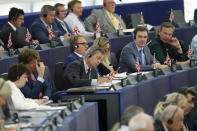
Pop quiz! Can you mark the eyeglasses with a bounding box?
[59,10,66,13]
[77,42,88,45]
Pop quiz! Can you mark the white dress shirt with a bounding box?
[64,12,93,35]
[117,125,129,131]
[83,60,97,86]
[191,34,197,60]
[7,81,51,110]
[136,44,146,65]
[8,22,16,31]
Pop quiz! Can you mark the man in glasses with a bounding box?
[84,0,126,33]
[63,35,88,70]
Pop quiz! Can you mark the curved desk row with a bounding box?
[53,66,197,131]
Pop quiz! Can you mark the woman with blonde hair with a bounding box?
[154,92,188,117]
[92,37,118,76]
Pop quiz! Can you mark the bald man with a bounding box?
[84,0,126,34]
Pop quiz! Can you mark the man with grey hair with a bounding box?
[154,105,184,131]
[84,0,126,33]
[64,47,111,89]
[129,113,154,131]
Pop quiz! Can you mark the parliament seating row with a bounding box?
[0,0,184,30]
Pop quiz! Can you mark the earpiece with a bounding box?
[103,2,106,7]
[43,14,47,18]
[13,9,19,22]
[88,54,92,58]
[172,94,179,105]
[71,36,79,50]
[74,45,78,49]
[56,11,59,16]
[167,107,178,125]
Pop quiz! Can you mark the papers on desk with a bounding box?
[123,28,135,33]
[4,122,31,129]
[123,24,153,33]
[36,106,67,111]
[39,100,53,106]
[114,72,127,78]
[128,71,151,76]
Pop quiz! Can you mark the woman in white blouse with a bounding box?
[7,64,50,110]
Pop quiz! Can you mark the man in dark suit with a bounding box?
[30,5,70,44]
[119,26,167,73]
[0,7,39,50]
[18,48,52,99]
[84,0,126,33]
[64,47,111,89]
[54,3,72,36]
[178,87,197,131]
[63,35,88,70]
[155,105,184,131]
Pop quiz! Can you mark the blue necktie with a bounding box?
[139,49,143,65]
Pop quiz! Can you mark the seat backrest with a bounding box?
[0,73,8,80]
[44,66,56,93]
[125,13,142,28]
[54,62,65,91]
[166,10,187,27]
[194,9,197,23]
[173,10,186,24]
[110,52,119,71]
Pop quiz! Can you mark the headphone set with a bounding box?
[42,5,50,18]
[71,36,79,49]
[167,94,179,125]
[12,9,19,22]
[103,2,106,7]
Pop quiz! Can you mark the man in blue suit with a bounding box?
[54,3,72,36]
[30,5,70,44]
[18,48,52,99]
[119,26,167,73]
[63,35,88,70]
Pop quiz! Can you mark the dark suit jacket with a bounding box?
[54,18,71,36]
[0,23,29,49]
[20,71,52,99]
[63,53,82,70]
[154,119,166,131]
[30,18,61,44]
[64,59,98,89]
[119,41,154,73]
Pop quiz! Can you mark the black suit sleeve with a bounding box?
[64,61,92,87]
